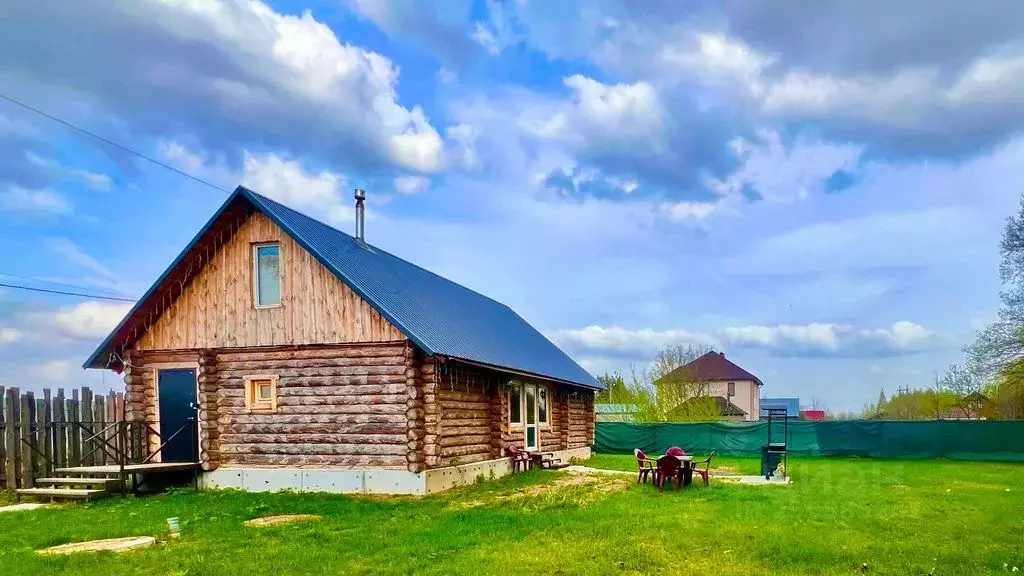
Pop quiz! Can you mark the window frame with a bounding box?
[509,381,523,427]
[253,242,283,309]
[538,385,549,426]
[244,375,279,414]
[727,382,736,396]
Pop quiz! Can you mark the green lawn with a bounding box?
[1,456,1022,575]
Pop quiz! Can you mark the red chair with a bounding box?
[507,446,531,473]
[691,451,716,487]
[634,449,656,484]
[654,455,683,491]
[665,446,686,458]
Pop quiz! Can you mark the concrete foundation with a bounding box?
[201,447,591,495]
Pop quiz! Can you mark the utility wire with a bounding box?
[0,92,229,193]
[0,282,137,302]
[0,272,131,298]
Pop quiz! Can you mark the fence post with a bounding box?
[21,391,34,488]
[95,393,106,465]
[4,388,16,490]
[0,386,5,487]
[81,387,93,467]
[54,389,66,470]
[35,395,46,479]
[42,389,53,478]
[69,390,81,468]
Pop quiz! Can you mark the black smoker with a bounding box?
[761,407,788,480]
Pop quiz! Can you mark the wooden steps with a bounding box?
[15,488,107,500]
[34,477,122,489]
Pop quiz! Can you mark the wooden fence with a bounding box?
[0,386,125,490]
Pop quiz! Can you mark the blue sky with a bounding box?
[2,0,1024,412]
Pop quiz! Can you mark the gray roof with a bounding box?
[85,187,600,389]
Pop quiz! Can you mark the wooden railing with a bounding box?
[0,386,126,489]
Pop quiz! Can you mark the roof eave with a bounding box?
[82,188,248,370]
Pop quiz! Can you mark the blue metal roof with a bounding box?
[85,187,600,389]
[759,397,800,418]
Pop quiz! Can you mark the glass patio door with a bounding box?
[524,384,538,450]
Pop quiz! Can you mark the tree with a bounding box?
[938,362,984,418]
[649,344,713,382]
[595,372,629,404]
[968,194,1024,386]
[877,388,888,411]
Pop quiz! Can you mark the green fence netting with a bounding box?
[595,420,1024,461]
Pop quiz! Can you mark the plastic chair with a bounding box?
[665,446,686,458]
[691,451,716,487]
[634,449,656,484]
[506,446,531,473]
[654,455,683,491]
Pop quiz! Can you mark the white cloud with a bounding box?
[472,0,519,55]
[662,200,717,221]
[37,359,73,382]
[549,325,720,359]
[521,76,664,147]
[709,130,862,202]
[17,301,134,343]
[24,152,112,191]
[0,187,69,214]
[438,67,457,84]
[50,238,118,281]
[158,141,358,226]
[393,175,429,194]
[0,327,22,344]
[2,0,444,174]
[552,321,940,360]
[241,151,354,225]
[445,123,482,171]
[662,32,776,95]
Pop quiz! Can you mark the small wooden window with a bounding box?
[509,381,522,426]
[244,375,279,413]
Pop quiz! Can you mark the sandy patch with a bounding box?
[244,514,321,527]
[0,503,49,513]
[37,536,156,555]
[457,473,631,509]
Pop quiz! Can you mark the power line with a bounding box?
[0,273,130,298]
[0,282,136,302]
[0,92,229,194]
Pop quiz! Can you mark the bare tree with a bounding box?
[649,344,713,382]
[938,362,984,418]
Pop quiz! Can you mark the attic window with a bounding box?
[254,243,282,308]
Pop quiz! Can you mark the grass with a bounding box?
[0,456,1022,575]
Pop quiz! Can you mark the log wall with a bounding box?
[136,212,404,351]
[423,361,596,469]
[214,343,410,469]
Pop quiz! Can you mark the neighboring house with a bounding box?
[595,404,638,422]
[656,351,764,421]
[760,398,800,419]
[85,186,600,495]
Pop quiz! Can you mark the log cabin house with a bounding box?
[84,186,600,494]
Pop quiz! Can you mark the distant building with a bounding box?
[595,404,639,422]
[760,397,800,419]
[799,409,826,421]
[657,351,764,421]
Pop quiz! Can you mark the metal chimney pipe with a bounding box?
[354,188,366,241]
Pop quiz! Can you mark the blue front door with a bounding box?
[157,369,198,462]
